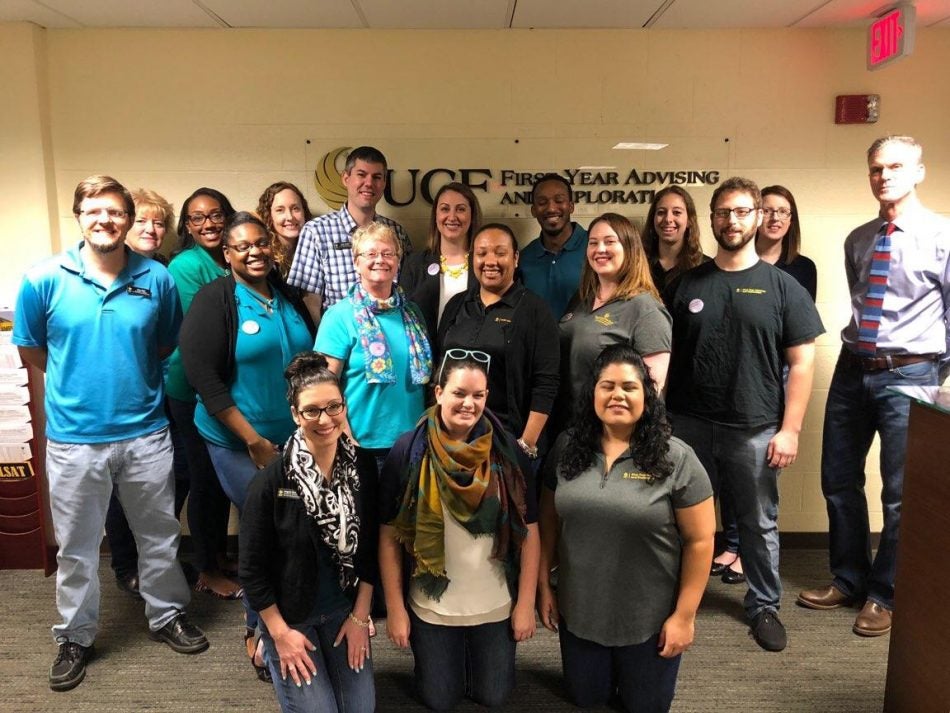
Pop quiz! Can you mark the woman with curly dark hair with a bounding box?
[256,182,313,280]
[642,186,710,297]
[538,344,714,713]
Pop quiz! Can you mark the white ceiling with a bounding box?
[3,0,949,29]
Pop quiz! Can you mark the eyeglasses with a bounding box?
[225,238,272,254]
[186,211,226,226]
[761,208,792,220]
[712,207,758,220]
[296,401,345,421]
[80,208,128,220]
[134,217,166,230]
[439,348,491,376]
[357,250,397,261]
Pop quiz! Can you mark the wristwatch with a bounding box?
[517,438,539,459]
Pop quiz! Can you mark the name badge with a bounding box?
[333,241,352,251]
[277,488,300,500]
[127,285,151,298]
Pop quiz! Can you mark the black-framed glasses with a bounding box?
[296,401,345,421]
[225,238,272,254]
[712,207,758,220]
[186,210,226,226]
[762,208,792,220]
[439,348,491,376]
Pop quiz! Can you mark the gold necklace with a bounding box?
[440,253,468,279]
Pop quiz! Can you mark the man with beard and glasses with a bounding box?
[520,173,588,319]
[662,176,824,652]
[14,176,208,693]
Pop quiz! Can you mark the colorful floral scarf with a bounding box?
[390,405,529,600]
[350,282,431,385]
[283,428,361,590]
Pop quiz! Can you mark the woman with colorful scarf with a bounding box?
[240,352,378,712]
[315,221,432,471]
[378,351,540,711]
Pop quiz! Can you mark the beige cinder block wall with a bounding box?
[3,24,949,534]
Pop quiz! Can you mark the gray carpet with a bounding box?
[0,550,887,712]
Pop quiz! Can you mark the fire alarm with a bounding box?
[835,95,880,124]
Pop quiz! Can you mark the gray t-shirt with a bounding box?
[558,293,672,403]
[545,434,712,646]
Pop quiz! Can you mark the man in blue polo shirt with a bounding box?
[519,173,588,318]
[14,176,208,692]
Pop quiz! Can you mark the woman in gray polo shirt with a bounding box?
[538,344,714,713]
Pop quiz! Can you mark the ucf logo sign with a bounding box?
[314,146,719,211]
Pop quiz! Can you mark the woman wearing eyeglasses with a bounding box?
[314,221,432,470]
[378,351,539,711]
[437,223,560,467]
[557,213,672,433]
[166,188,241,601]
[240,352,378,712]
[180,211,316,681]
[712,185,818,586]
[256,182,314,281]
[399,182,482,340]
[642,186,711,296]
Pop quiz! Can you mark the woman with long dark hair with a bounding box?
[538,345,714,713]
[378,351,539,710]
[256,182,313,281]
[642,186,709,296]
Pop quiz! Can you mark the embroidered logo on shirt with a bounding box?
[622,471,652,480]
[126,285,151,298]
[594,313,615,327]
[495,317,512,324]
[277,488,300,499]
[736,288,766,295]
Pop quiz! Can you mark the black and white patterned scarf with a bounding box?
[283,429,361,590]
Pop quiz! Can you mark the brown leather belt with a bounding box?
[841,349,936,372]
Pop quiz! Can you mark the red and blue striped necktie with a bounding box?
[856,222,895,356]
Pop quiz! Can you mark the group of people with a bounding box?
[12,135,948,713]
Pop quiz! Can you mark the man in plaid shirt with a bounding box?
[288,145,411,322]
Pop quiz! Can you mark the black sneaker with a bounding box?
[149,612,209,654]
[750,610,787,651]
[49,641,94,692]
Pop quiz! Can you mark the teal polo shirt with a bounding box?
[518,222,588,319]
[13,243,181,443]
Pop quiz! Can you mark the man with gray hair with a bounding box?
[14,175,208,692]
[798,136,950,637]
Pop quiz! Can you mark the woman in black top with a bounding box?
[399,182,482,340]
[240,352,378,712]
[642,186,710,296]
[437,223,560,463]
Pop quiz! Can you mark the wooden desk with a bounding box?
[884,396,950,713]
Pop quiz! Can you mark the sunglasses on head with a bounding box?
[439,348,491,376]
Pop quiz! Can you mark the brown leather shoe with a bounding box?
[853,602,892,637]
[797,584,856,610]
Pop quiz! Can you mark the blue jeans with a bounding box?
[260,606,375,713]
[821,352,938,610]
[672,413,781,619]
[559,621,680,713]
[205,441,261,629]
[45,428,190,646]
[408,607,515,710]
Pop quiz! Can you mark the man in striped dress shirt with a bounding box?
[798,136,950,637]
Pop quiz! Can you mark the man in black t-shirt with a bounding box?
[665,177,824,653]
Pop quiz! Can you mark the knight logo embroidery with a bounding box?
[594,312,615,327]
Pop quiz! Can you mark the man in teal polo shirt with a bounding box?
[519,173,588,318]
[14,176,209,693]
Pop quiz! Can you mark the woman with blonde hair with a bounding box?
[557,213,672,431]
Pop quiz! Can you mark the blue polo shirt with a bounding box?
[518,222,588,319]
[13,242,181,444]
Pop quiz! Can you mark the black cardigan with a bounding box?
[240,444,379,624]
[437,281,560,441]
[399,249,479,343]
[179,272,316,415]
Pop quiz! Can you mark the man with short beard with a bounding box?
[663,176,824,652]
[520,173,588,318]
[14,176,208,692]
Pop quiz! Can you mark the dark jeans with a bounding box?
[261,605,376,713]
[408,607,515,711]
[821,352,937,610]
[105,399,189,576]
[718,481,740,555]
[167,396,232,573]
[559,621,680,713]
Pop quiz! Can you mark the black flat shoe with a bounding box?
[710,562,729,576]
[722,566,746,584]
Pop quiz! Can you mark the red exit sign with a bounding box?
[868,4,916,70]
